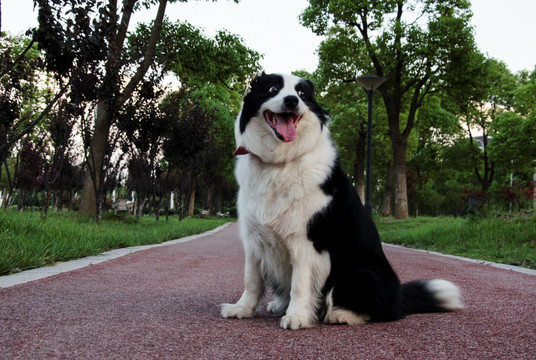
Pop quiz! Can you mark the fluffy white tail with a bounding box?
[401,279,463,314]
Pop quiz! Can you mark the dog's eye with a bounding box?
[297,90,306,99]
[269,85,279,94]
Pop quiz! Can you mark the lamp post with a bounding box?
[356,75,387,216]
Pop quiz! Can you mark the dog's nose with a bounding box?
[284,95,299,109]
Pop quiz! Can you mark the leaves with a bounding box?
[489,111,536,172]
[127,19,261,90]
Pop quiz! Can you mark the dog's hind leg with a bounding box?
[323,289,371,325]
[267,286,290,315]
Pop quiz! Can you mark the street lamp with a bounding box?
[356,75,387,216]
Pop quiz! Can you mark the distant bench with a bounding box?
[467,194,486,212]
[111,199,134,215]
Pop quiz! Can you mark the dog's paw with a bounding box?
[323,308,370,325]
[280,314,314,330]
[267,299,288,315]
[220,303,254,319]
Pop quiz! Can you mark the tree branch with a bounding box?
[349,7,384,77]
[114,0,137,59]
[118,0,167,106]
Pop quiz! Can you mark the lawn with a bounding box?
[376,214,536,269]
[0,211,233,275]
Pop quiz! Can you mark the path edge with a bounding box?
[383,243,536,276]
[0,222,234,289]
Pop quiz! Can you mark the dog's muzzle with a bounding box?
[264,110,302,142]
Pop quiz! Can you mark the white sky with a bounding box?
[2,0,535,74]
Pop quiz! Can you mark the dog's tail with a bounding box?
[400,279,463,315]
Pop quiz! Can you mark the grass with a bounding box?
[376,214,536,269]
[2,210,535,276]
[0,211,234,275]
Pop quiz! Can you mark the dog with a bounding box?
[221,72,462,330]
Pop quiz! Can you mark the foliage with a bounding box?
[0,34,47,164]
[13,141,44,210]
[513,67,536,115]
[489,111,536,173]
[447,57,518,193]
[128,19,261,89]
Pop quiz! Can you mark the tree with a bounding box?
[445,55,517,193]
[512,67,536,116]
[0,34,51,172]
[161,87,216,217]
[301,0,477,219]
[32,0,172,221]
[489,112,536,175]
[191,80,239,215]
[305,35,392,209]
[406,94,465,215]
[32,0,259,220]
[14,140,44,210]
[40,100,77,218]
[120,80,170,220]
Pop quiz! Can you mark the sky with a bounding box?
[2,0,535,74]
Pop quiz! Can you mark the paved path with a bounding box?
[1,223,535,359]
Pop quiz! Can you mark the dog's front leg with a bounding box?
[280,240,330,330]
[221,243,265,319]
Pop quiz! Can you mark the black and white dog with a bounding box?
[221,72,462,330]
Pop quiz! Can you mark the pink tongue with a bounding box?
[275,114,297,142]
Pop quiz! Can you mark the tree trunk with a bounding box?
[188,176,197,216]
[205,185,214,216]
[155,195,160,221]
[215,188,223,215]
[392,138,409,219]
[178,191,185,221]
[381,162,394,217]
[79,102,108,217]
[136,198,144,220]
[2,158,14,209]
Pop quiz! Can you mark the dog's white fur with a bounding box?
[221,74,335,329]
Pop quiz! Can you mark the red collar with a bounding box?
[233,146,250,156]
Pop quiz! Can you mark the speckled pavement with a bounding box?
[1,222,535,359]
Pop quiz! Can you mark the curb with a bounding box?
[383,243,536,276]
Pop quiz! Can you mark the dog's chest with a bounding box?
[236,155,332,238]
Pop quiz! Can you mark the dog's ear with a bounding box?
[244,70,266,97]
[305,79,316,95]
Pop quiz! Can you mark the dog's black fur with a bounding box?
[222,73,462,329]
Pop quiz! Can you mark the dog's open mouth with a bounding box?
[264,110,302,142]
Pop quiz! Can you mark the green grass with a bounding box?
[376,215,536,269]
[0,211,234,275]
[2,210,535,276]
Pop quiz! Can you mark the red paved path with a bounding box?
[1,223,535,359]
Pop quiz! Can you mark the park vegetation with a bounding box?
[1,0,260,222]
[0,0,535,272]
[0,211,233,275]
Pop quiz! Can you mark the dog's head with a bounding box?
[234,72,329,163]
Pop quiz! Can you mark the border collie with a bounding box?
[221,72,462,330]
